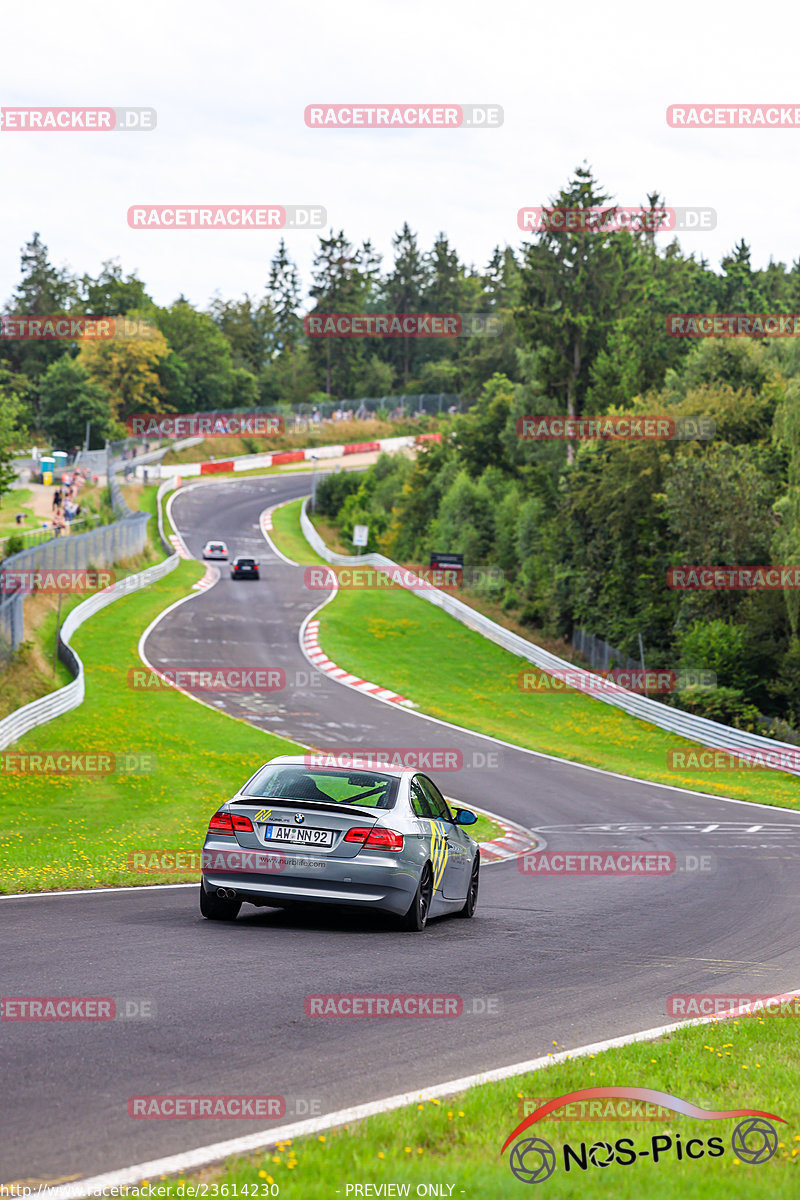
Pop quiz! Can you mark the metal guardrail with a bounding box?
[0,479,179,752]
[300,499,800,775]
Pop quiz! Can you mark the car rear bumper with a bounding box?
[201,852,417,916]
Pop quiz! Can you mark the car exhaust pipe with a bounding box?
[216,887,236,899]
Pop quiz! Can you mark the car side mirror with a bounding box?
[454,808,477,826]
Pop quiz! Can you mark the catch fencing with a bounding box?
[572,627,641,672]
[0,479,179,751]
[0,589,24,662]
[0,514,150,660]
[0,450,149,662]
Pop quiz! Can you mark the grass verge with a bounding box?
[156,1017,798,1198]
[0,486,33,533]
[268,500,800,810]
[270,498,325,565]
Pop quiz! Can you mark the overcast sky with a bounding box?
[1,0,799,312]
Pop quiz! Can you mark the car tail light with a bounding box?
[344,827,404,852]
[208,811,254,833]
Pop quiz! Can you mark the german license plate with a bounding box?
[263,824,334,847]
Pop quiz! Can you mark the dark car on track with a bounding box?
[199,755,480,931]
[230,555,259,579]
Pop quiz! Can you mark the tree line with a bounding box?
[5,163,800,739]
[310,167,800,738]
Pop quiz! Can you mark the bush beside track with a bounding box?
[271,498,800,810]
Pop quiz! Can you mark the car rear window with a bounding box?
[237,558,255,565]
[242,765,399,809]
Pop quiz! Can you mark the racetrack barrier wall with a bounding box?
[299,499,800,776]
[141,432,441,481]
[0,479,180,752]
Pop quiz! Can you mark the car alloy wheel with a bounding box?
[457,857,479,918]
[401,862,433,932]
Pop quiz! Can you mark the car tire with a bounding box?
[400,863,433,932]
[200,883,241,921]
[457,856,479,918]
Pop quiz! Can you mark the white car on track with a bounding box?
[202,540,229,560]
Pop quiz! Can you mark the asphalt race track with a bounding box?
[4,473,800,1184]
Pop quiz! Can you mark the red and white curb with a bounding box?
[259,504,298,566]
[301,616,538,863]
[477,812,540,863]
[147,433,443,481]
[169,533,191,560]
[192,564,220,591]
[302,619,416,707]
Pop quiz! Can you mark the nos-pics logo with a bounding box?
[500,1088,783,1184]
